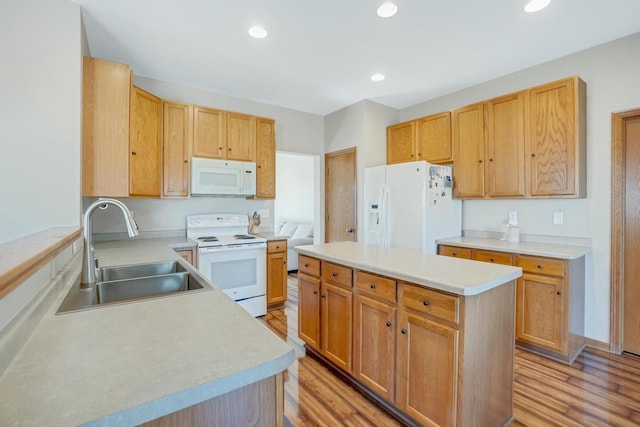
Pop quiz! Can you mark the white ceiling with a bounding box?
[73,0,640,116]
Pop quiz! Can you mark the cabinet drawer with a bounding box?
[298,255,320,277]
[473,249,512,265]
[438,245,472,259]
[399,283,460,325]
[322,261,353,288]
[517,256,565,277]
[267,240,287,253]
[355,271,396,303]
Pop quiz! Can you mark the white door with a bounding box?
[364,165,386,246]
[385,161,428,252]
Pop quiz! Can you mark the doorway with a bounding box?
[610,108,640,355]
[325,148,357,243]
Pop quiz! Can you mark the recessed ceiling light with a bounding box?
[248,26,267,39]
[371,73,385,82]
[377,2,398,18]
[524,0,551,13]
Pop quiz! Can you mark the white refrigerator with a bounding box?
[364,161,462,254]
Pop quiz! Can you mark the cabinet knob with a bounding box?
[531,153,536,158]
[401,328,407,335]
[332,272,337,277]
[304,263,309,267]
[489,158,494,162]
[556,291,562,295]
[275,245,280,249]
[321,294,326,299]
[537,264,543,269]
[258,165,262,168]
[218,147,223,150]
[184,160,188,163]
[228,148,232,151]
[386,321,392,327]
[423,300,430,306]
[417,153,422,157]
[490,258,495,262]
[283,261,286,264]
[313,290,318,295]
[370,283,376,289]
[452,252,457,257]
[131,151,137,155]
[478,159,483,163]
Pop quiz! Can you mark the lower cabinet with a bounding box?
[174,247,196,267]
[299,255,515,426]
[266,240,288,310]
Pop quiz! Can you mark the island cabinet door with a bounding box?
[396,310,459,427]
[354,294,396,402]
[298,273,321,350]
[321,282,353,373]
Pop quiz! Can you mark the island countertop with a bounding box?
[295,241,522,296]
[0,237,294,426]
[437,236,591,259]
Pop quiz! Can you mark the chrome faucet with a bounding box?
[81,198,139,288]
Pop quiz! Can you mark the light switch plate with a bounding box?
[553,211,563,225]
[508,211,518,225]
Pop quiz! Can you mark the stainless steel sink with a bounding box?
[57,259,212,314]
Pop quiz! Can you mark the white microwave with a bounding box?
[191,157,257,196]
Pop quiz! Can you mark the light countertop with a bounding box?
[295,241,522,296]
[251,232,288,241]
[0,237,294,426]
[437,236,591,259]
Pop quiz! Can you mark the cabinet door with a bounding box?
[267,251,287,308]
[192,106,225,159]
[162,102,191,197]
[516,274,565,352]
[528,78,577,196]
[321,282,353,373]
[174,249,194,266]
[416,112,452,164]
[255,117,276,199]
[438,245,472,259]
[226,112,256,161]
[298,273,321,350]
[397,310,458,427]
[453,102,486,198]
[387,121,416,165]
[130,86,162,197]
[354,294,396,402]
[82,56,131,197]
[486,91,526,197]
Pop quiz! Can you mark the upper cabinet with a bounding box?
[255,117,276,199]
[452,102,486,199]
[82,57,131,197]
[192,106,225,159]
[130,86,162,197]
[163,101,191,197]
[528,76,586,198]
[387,112,452,165]
[226,112,256,162]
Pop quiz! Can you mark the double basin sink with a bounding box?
[57,259,212,314]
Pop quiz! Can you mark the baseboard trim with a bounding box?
[585,337,610,352]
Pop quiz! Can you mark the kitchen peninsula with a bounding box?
[295,241,522,427]
[0,234,294,426]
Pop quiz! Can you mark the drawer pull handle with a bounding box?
[423,300,430,306]
[401,328,407,335]
[386,321,392,327]
[490,258,495,262]
[370,284,376,289]
[313,290,318,295]
[537,265,543,269]
[304,263,309,267]
[332,272,337,277]
[452,253,457,257]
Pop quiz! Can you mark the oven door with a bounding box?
[198,244,266,302]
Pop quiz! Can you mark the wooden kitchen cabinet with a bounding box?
[486,91,526,197]
[386,121,416,165]
[174,247,196,267]
[354,271,397,402]
[453,102,486,198]
[192,106,226,159]
[226,112,256,162]
[82,56,131,197]
[163,101,191,197]
[415,111,453,164]
[129,86,162,197]
[267,240,287,310]
[321,281,353,373]
[528,76,586,198]
[254,117,276,199]
[439,243,585,363]
[298,272,321,350]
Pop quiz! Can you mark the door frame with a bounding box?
[324,147,357,243]
[610,108,640,354]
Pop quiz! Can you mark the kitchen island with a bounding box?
[0,236,294,426]
[295,241,522,427]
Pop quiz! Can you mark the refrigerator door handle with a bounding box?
[380,185,389,247]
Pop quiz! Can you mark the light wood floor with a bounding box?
[260,274,640,426]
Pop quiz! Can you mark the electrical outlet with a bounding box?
[508,211,518,225]
[553,211,563,225]
[257,208,270,219]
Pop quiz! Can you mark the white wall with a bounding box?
[324,100,398,242]
[274,152,315,224]
[0,0,82,244]
[398,32,640,343]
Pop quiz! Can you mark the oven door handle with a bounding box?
[199,243,267,253]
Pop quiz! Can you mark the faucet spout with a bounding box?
[81,198,139,288]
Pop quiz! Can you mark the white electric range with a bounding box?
[186,213,267,317]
